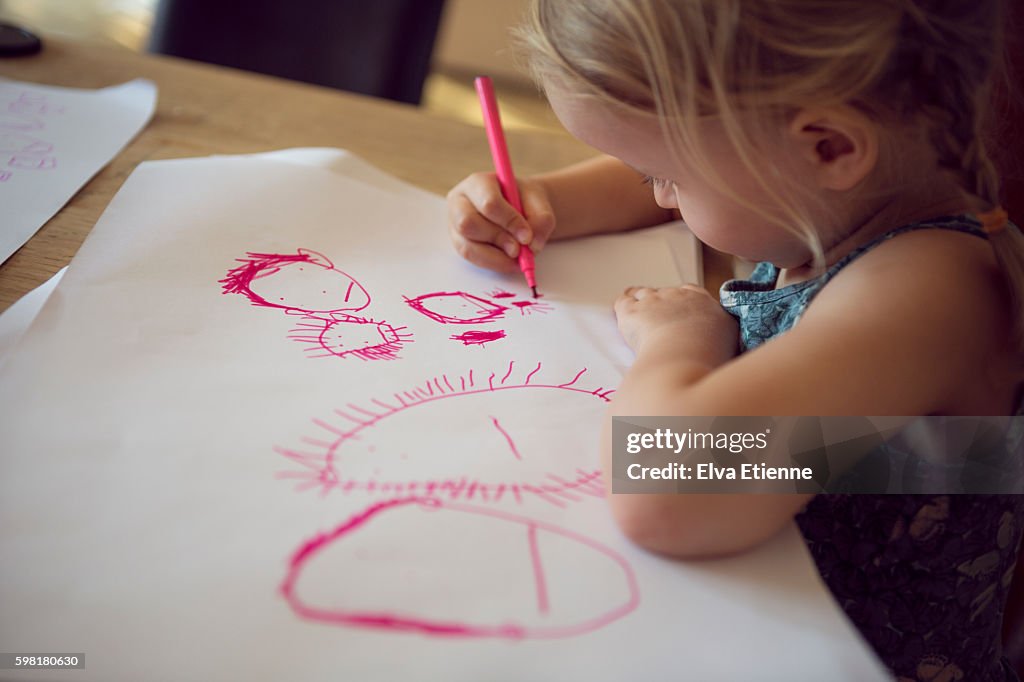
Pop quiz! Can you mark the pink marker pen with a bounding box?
[474,75,539,298]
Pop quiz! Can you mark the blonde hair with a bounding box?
[516,0,1024,347]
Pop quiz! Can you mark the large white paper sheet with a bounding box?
[0,151,887,681]
[0,78,157,265]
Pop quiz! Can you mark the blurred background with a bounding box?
[0,0,566,134]
[1,0,1020,218]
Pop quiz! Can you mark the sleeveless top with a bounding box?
[719,215,1024,681]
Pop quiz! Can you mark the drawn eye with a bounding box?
[404,291,508,325]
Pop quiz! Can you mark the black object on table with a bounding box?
[0,23,42,57]
[147,0,446,105]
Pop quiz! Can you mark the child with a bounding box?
[446,0,1024,679]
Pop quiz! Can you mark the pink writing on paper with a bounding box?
[280,497,640,639]
[0,92,63,178]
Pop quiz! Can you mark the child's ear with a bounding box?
[787,107,878,191]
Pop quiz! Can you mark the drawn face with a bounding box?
[319,320,407,360]
[221,250,371,314]
[248,261,370,314]
[278,363,612,505]
[289,318,413,361]
[405,292,507,325]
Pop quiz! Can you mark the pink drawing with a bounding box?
[221,249,370,315]
[276,362,615,505]
[222,249,413,361]
[404,292,507,325]
[8,155,55,170]
[290,316,413,361]
[487,288,517,299]
[7,92,64,116]
[511,300,553,316]
[0,171,10,183]
[280,497,640,639]
[450,330,506,347]
[489,416,522,460]
[0,133,52,155]
[0,112,42,131]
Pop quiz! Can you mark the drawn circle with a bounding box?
[280,498,639,639]
[280,365,612,504]
[222,250,370,314]
[289,318,413,361]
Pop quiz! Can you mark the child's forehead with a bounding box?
[547,88,665,165]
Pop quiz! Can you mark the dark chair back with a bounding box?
[148,0,446,105]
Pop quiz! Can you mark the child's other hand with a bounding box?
[614,285,739,365]
[447,172,556,272]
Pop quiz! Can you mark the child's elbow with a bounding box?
[608,494,788,560]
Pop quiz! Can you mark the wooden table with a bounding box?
[0,37,734,312]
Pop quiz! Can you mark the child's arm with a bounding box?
[532,155,675,239]
[447,155,673,272]
[605,230,1008,558]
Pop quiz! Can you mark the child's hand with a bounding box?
[447,172,556,272]
[614,285,739,365]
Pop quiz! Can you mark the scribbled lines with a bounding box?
[220,248,412,361]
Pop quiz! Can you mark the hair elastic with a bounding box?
[976,206,1009,235]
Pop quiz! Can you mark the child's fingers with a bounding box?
[615,289,639,313]
[448,194,521,258]
[521,186,556,251]
[621,286,655,300]
[453,238,522,274]
[461,175,533,245]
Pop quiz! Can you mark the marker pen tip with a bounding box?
[531,286,539,298]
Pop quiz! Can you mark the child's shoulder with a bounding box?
[818,218,1002,325]
[806,219,1019,414]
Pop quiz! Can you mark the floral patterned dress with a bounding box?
[719,216,1023,681]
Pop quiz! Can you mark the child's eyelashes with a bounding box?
[641,175,671,189]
